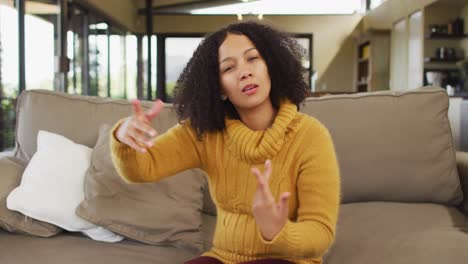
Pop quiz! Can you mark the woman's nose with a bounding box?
[240,71,253,81]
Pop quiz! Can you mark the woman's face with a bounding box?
[218,33,271,112]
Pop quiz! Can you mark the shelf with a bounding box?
[426,33,468,39]
[423,67,459,72]
[424,57,463,63]
[358,58,369,63]
[357,86,368,92]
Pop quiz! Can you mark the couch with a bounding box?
[1,86,468,264]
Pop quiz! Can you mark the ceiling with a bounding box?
[435,0,468,6]
[134,0,363,15]
[135,0,251,15]
[136,0,198,8]
[135,0,233,9]
[364,0,468,29]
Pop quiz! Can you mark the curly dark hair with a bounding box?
[173,21,309,138]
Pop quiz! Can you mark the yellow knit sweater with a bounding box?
[110,100,340,264]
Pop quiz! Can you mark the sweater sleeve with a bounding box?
[259,120,341,258]
[110,119,206,183]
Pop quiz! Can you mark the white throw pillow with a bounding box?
[6,130,124,242]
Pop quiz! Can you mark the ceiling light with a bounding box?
[89,23,108,30]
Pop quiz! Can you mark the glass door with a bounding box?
[0,0,18,151]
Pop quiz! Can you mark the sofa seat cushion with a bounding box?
[0,230,196,264]
[324,202,468,264]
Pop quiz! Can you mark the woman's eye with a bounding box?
[248,56,258,61]
[223,67,233,73]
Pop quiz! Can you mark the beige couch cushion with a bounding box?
[301,87,462,205]
[324,202,468,264]
[76,125,205,254]
[0,230,196,264]
[0,157,62,237]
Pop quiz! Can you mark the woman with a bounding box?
[111,21,340,264]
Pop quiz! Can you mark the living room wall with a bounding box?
[363,0,438,30]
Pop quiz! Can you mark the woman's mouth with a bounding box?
[242,84,259,95]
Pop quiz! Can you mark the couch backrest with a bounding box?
[300,86,462,205]
[13,87,463,209]
[14,90,179,160]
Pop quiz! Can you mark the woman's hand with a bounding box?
[251,160,291,241]
[115,99,164,153]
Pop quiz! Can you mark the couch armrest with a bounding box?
[456,151,468,216]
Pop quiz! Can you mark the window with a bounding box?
[25,0,58,91]
[142,35,157,100]
[0,1,138,151]
[108,33,128,99]
[0,1,18,98]
[67,3,135,99]
[124,35,137,99]
[88,19,108,97]
[164,37,202,99]
[0,0,17,151]
[67,4,85,95]
[294,35,313,88]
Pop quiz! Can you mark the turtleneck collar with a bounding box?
[224,99,299,163]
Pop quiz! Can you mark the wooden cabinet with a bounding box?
[355,30,391,92]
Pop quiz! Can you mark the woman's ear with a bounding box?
[221,94,227,101]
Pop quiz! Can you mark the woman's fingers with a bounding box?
[124,134,147,153]
[117,99,162,153]
[264,159,272,182]
[131,99,160,139]
[132,99,145,119]
[145,99,164,121]
[251,168,265,186]
[128,126,155,147]
[251,166,273,201]
[133,99,164,122]
[278,192,291,217]
[131,118,158,139]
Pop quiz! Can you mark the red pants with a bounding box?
[185,256,295,264]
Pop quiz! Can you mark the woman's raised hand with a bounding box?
[115,99,164,153]
[251,160,291,241]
